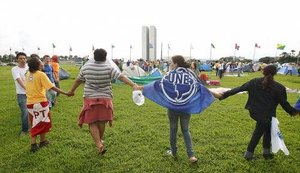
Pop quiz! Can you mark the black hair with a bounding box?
[16,52,27,60]
[262,65,277,89]
[28,57,41,73]
[171,55,190,68]
[94,48,107,62]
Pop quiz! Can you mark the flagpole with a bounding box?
[167,45,170,61]
[210,46,212,61]
[111,46,114,60]
[252,47,256,61]
[160,43,163,61]
[129,45,132,61]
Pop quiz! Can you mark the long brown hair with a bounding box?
[171,55,190,68]
[262,65,277,89]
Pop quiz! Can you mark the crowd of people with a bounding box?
[11,49,300,164]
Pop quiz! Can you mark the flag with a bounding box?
[277,43,285,50]
[130,45,132,49]
[52,43,56,48]
[149,43,153,48]
[37,47,40,51]
[92,45,95,51]
[235,43,240,50]
[168,44,171,50]
[111,45,115,48]
[211,43,215,49]
[9,48,12,51]
[255,43,261,48]
[69,46,72,51]
[22,47,25,51]
[143,67,215,114]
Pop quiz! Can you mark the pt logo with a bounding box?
[160,67,197,105]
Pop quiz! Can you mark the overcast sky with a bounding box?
[0,0,299,61]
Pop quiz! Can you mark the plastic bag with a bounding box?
[271,117,289,155]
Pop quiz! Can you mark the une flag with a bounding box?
[168,44,171,50]
[277,43,285,50]
[92,45,95,51]
[52,43,56,48]
[69,46,72,51]
[111,45,115,48]
[143,67,215,114]
[211,43,215,49]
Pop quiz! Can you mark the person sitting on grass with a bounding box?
[25,55,71,152]
[219,65,300,160]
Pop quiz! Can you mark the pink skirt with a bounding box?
[78,98,113,127]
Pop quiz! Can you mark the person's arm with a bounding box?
[117,74,136,88]
[68,78,84,95]
[277,87,299,116]
[16,78,26,90]
[210,90,222,98]
[219,80,251,100]
[51,86,72,96]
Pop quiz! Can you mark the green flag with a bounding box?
[277,43,285,50]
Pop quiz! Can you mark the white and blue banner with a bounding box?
[143,67,215,114]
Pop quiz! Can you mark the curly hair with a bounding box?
[28,56,41,73]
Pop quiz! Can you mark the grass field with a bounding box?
[0,64,299,173]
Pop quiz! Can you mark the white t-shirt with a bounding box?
[12,65,28,94]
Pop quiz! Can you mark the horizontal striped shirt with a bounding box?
[78,61,121,98]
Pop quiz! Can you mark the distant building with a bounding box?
[142,25,157,61]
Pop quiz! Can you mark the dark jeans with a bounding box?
[247,121,271,153]
[17,94,29,132]
[54,81,60,96]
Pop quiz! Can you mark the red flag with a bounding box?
[235,43,240,50]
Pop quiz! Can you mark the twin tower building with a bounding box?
[142,25,157,61]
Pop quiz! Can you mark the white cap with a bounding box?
[132,90,145,106]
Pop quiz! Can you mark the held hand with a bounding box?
[66,91,75,97]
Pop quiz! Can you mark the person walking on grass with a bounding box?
[11,52,29,135]
[26,55,71,152]
[68,48,140,156]
[219,65,300,160]
[135,55,221,163]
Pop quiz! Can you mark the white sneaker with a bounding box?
[166,150,176,158]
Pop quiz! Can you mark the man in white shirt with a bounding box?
[11,52,29,135]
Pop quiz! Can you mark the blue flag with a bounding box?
[143,67,215,114]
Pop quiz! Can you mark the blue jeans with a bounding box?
[17,94,29,132]
[168,109,194,157]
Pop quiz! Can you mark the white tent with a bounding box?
[122,65,146,77]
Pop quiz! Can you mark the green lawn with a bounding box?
[0,65,299,173]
